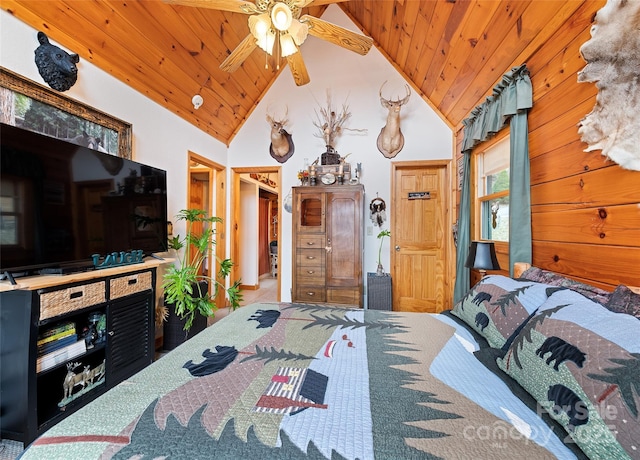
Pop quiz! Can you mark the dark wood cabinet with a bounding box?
[0,264,157,445]
[292,185,364,307]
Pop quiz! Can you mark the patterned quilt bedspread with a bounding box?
[21,303,580,459]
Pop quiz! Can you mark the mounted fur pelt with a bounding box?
[577,0,640,171]
[34,32,79,92]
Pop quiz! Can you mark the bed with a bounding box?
[19,266,640,460]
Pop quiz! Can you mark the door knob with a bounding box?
[395,245,400,251]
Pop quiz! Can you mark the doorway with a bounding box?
[187,152,227,310]
[391,160,453,313]
[231,167,282,304]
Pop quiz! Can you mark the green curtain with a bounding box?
[453,64,532,303]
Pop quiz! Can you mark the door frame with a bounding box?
[187,151,227,309]
[231,166,282,302]
[390,160,455,311]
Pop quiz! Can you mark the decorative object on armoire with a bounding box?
[369,196,387,227]
[465,241,500,277]
[292,185,364,306]
[312,91,366,164]
[376,229,391,275]
[34,32,79,92]
[297,169,309,185]
[162,209,242,337]
[377,81,411,158]
[577,0,640,171]
[266,108,295,163]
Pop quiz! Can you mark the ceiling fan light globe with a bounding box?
[249,13,270,38]
[271,2,293,31]
[280,33,297,57]
[288,19,308,46]
[257,28,276,54]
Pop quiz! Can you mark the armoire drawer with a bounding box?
[296,249,325,268]
[295,286,326,302]
[296,266,325,285]
[297,235,325,249]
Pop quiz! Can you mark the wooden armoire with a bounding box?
[292,184,364,307]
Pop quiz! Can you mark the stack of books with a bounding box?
[36,322,86,373]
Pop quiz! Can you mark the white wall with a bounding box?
[228,5,453,302]
[1,6,453,304]
[239,180,259,286]
[0,10,228,241]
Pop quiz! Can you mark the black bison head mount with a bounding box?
[34,31,79,92]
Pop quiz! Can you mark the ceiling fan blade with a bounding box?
[220,34,258,72]
[163,0,258,14]
[300,15,373,55]
[286,52,310,86]
[294,0,349,7]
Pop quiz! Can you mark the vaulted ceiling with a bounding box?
[1,0,585,145]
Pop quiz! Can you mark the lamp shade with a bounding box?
[465,241,500,271]
[271,2,293,31]
[280,33,297,57]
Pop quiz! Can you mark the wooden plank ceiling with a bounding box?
[1,0,585,145]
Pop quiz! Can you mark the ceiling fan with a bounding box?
[165,0,374,86]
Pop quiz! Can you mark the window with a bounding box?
[475,136,509,242]
[0,178,32,248]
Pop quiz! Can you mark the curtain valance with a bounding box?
[461,64,532,152]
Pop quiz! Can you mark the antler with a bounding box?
[379,81,411,105]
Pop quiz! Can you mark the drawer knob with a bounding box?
[306,292,315,296]
[306,241,315,245]
[306,256,315,260]
[307,270,315,274]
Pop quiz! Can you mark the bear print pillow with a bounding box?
[451,275,553,348]
[497,288,640,460]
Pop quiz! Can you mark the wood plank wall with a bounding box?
[455,0,640,292]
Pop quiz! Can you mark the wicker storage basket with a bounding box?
[110,271,152,300]
[39,281,106,320]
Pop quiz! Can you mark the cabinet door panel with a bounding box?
[326,191,362,288]
[295,191,325,234]
[107,293,153,385]
[327,288,360,305]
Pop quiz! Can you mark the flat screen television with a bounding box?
[1,123,168,278]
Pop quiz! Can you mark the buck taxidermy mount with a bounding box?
[164,0,373,86]
[267,106,295,163]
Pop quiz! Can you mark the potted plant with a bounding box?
[162,209,242,349]
[376,229,391,275]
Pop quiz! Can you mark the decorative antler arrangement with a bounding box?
[312,91,366,149]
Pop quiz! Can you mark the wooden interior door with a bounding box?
[189,171,207,276]
[258,197,270,276]
[391,161,450,313]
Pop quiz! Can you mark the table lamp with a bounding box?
[465,241,500,277]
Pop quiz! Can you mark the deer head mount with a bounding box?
[377,82,411,159]
[266,107,295,163]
